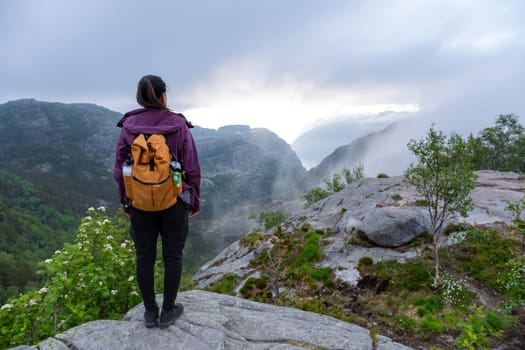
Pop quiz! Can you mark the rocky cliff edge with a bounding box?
[11,290,411,350]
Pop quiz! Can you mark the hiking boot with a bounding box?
[144,308,159,328]
[158,303,183,328]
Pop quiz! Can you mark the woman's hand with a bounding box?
[189,211,199,218]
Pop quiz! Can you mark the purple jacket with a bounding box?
[113,108,201,213]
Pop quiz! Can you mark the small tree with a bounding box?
[469,114,525,172]
[405,127,477,288]
[506,197,525,254]
[255,210,288,231]
[303,164,365,207]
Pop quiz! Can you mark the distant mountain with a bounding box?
[292,112,414,170]
[292,120,382,169]
[0,99,122,214]
[308,121,418,182]
[0,99,310,267]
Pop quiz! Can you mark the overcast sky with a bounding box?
[1,0,524,145]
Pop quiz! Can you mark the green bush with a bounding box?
[455,228,519,290]
[211,275,238,295]
[371,259,433,292]
[251,210,288,231]
[456,306,513,350]
[358,256,374,267]
[0,208,140,349]
[303,165,365,207]
[240,232,262,247]
[240,277,269,300]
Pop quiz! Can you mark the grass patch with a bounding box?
[240,232,263,247]
[210,274,239,295]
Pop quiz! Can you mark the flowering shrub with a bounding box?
[439,273,475,310]
[496,256,525,307]
[0,207,141,349]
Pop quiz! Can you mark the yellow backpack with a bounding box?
[122,134,183,211]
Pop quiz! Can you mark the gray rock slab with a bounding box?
[36,337,70,350]
[22,290,412,350]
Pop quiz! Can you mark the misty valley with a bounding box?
[1,99,525,349]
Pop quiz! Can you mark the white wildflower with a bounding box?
[111,290,118,295]
[103,243,113,251]
[131,291,139,296]
[1,304,14,310]
[28,299,37,306]
[107,235,113,240]
[102,219,110,224]
[119,261,125,266]
[98,206,106,212]
[87,207,95,212]
[85,216,92,221]
[39,287,48,294]
[94,228,100,234]
[54,250,61,255]
[45,259,53,264]
[63,294,68,299]
[128,276,134,282]
[99,281,103,286]
[63,260,69,265]
[120,242,127,248]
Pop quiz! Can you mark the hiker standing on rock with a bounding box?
[113,75,201,328]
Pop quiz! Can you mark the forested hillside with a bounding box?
[0,99,121,215]
[0,170,77,302]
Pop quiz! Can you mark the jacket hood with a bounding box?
[117,108,190,134]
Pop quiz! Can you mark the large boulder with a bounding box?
[13,290,412,350]
[356,207,429,247]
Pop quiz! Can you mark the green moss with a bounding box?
[377,173,390,178]
[454,228,520,290]
[420,314,444,334]
[300,223,312,232]
[370,259,433,292]
[358,256,374,267]
[240,232,262,247]
[240,277,270,301]
[391,194,403,201]
[393,316,417,331]
[413,296,443,314]
[415,199,428,206]
[210,274,239,295]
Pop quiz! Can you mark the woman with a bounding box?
[113,75,201,328]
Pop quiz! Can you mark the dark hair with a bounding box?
[136,75,167,109]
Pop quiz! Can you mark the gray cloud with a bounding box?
[1,0,524,149]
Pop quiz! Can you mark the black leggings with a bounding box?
[130,200,189,312]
